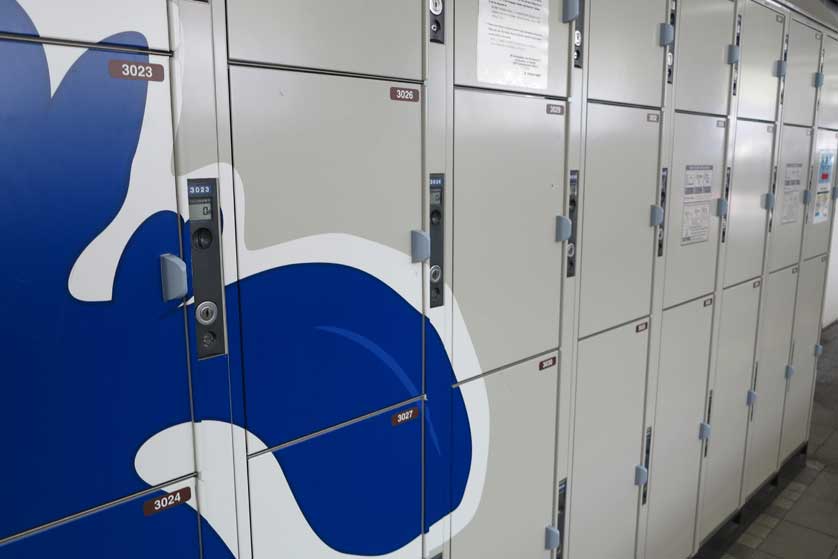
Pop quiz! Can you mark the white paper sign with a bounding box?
[814,151,835,224]
[477,0,550,90]
[682,165,714,245]
[781,163,802,225]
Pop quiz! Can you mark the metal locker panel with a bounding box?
[743,266,798,499]
[0,38,195,540]
[454,0,570,97]
[587,0,667,107]
[0,0,169,51]
[673,0,736,116]
[803,129,838,259]
[664,113,726,309]
[453,90,565,376]
[226,0,422,80]
[568,320,649,559]
[698,281,761,543]
[0,479,203,559]
[724,120,774,287]
[645,298,713,559]
[737,1,785,122]
[579,104,660,337]
[783,21,822,127]
[451,354,559,559]
[769,126,810,272]
[780,256,827,461]
[820,36,838,131]
[229,67,424,449]
[248,403,423,558]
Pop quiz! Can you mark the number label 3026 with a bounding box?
[390,87,420,103]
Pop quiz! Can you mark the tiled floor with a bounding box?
[722,324,838,559]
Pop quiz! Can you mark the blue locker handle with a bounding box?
[716,198,729,218]
[785,365,795,380]
[556,215,573,242]
[562,0,579,22]
[411,230,430,263]
[545,526,562,551]
[650,205,665,226]
[635,465,649,486]
[699,422,712,441]
[747,389,758,407]
[816,72,825,88]
[659,23,675,47]
[160,254,187,302]
[763,192,776,210]
[727,45,741,65]
[815,344,824,357]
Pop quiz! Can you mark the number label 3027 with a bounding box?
[143,487,192,516]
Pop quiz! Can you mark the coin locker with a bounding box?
[820,35,838,130]
[737,0,786,122]
[803,129,838,259]
[782,20,822,127]
[768,125,811,272]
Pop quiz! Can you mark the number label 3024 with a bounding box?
[143,487,191,516]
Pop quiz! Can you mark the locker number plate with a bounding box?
[390,87,420,103]
[109,60,164,82]
[392,406,420,426]
[143,487,191,516]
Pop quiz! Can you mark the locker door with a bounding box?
[664,113,726,309]
[783,21,822,127]
[454,0,570,97]
[743,266,798,499]
[673,0,736,116]
[453,90,565,377]
[698,280,761,543]
[229,66,424,449]
[803,130,838,259]
[820,36,838,131]
[645,298,714,559]
[0,480,202,559]
[780,256,828,461]
[587,0,667,107]
[248,403,422,558]
[768,126,811,272]
[580,104,660,337]
[568,320,649,559]
[724,120,774,287]
[226,0,422,80]
[451,354,559,559]
[737,1,785,122]
[0,37,195,540]
[0,0,169,50]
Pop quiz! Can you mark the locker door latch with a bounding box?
[776,60,787,78]
[832,186,838,200]
[763,192,776,211]
[815,343,825,357]
[411,230,431,263]
[635,464,649,487]
[562,0,579,22]
[716,198,729,218]
[699,422,712,441]
[803,190,812,205]
[160,254,188,301]
[545,525,562,551]
[747,389,758,407]
[650,205,665,227]
[785,365,796,380]
[659,23,675,47]
[556,215,573,242]
[816,71,825,89]
[727,45,741,65]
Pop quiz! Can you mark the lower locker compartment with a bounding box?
[645,298,714,559]
[0,480,203,559]
[568,320,650,559]
[450,353,559,559]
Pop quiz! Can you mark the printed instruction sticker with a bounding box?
[682,165,714,245]
[781,163,802,225]
[477,0,550,90]
[814,151,835,224]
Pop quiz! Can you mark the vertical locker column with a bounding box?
[743,266,799,500]
[768,126,811,272]
[803,130,838,259]
[737,0,785,123]
[645,297,714,559]
[782,20,822,128]
[780,255,828,461]
[697,280,762,544]
[820,36,838,131]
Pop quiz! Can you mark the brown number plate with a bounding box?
[109,60,164,82]
[143,487,191,516]
[391,406,420,426]
[390,87,420,103]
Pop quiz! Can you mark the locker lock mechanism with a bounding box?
[196,301,218,326]
[429,0,445,44]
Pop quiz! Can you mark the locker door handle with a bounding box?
[556,215,573,242]
[785,365,795,379]
[832,186,838,200]
[727,45,741,65]
[635,465,649,486]
[815,343,824,357]
[803,190,812,205]
[776,60,787,78]
[659,23,675,47]
[816,71,825,88]
[650,205,664,226]
[747,389,758,407]
[411,230,431,263]
[562,0,579,22]
[545,525,562,551]
[699,422,712,441]
[763,192,776,210]
[716,198,729,218]
[160,254,188,302]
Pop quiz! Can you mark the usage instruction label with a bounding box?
[682,165,714,245]
[781,163,802,225]
[477,0,550,90]
[815,151,835,224]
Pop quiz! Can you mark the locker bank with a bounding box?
[1,0,837,558]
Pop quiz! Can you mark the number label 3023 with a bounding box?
[143,487,191,516]
[109,60,165,82]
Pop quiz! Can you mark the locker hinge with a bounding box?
[747,389,758,407]
[562,0,579,22]
[777,60,787,78]
[411,230,431,263]
[545,526,562,551]
[716,198,729,218]
[699,422,712,441]
[785,365,795,380]
[727,45,741,65]
[803,190,812,205]
[556,215,573,242]
[659,23,675,47]
[160,253,188,301]
[635,464,649,487]
[816,71,825,89]
[763,192,776,211]
[815,343,825,357]
[650,204,665,226]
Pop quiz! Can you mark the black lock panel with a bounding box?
[430,173,445,308]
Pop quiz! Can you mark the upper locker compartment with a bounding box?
[768,125,811,272]
[803,129,838,259]
[455,0,570,97]
[226,0,422,80]
[738,0,786,122]
[820,35,838,130]
[587,0,667,107]
[673,0,736,116]
[453,90,565,379]
[783,20,822,127]
[2,0,170,51]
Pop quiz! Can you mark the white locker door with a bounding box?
[580,104,660,337]
[768,126,811,272]
[453,90,565,378]
[568,320,649,559]
[645,298,714,559]
[587,0,667,107]
[673,0,736,116]
[780,256,828,462]
[743,266,798,500]
[454,0,570,98]
[451,354,559,559]
[803,130,838,259]
[698,280,761,543]
[783,21,822,127]
[226,0,422,80]
[737,1,785,122]
[724,120,774,287]
[820,36,838,131]
[664,113,726,309]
